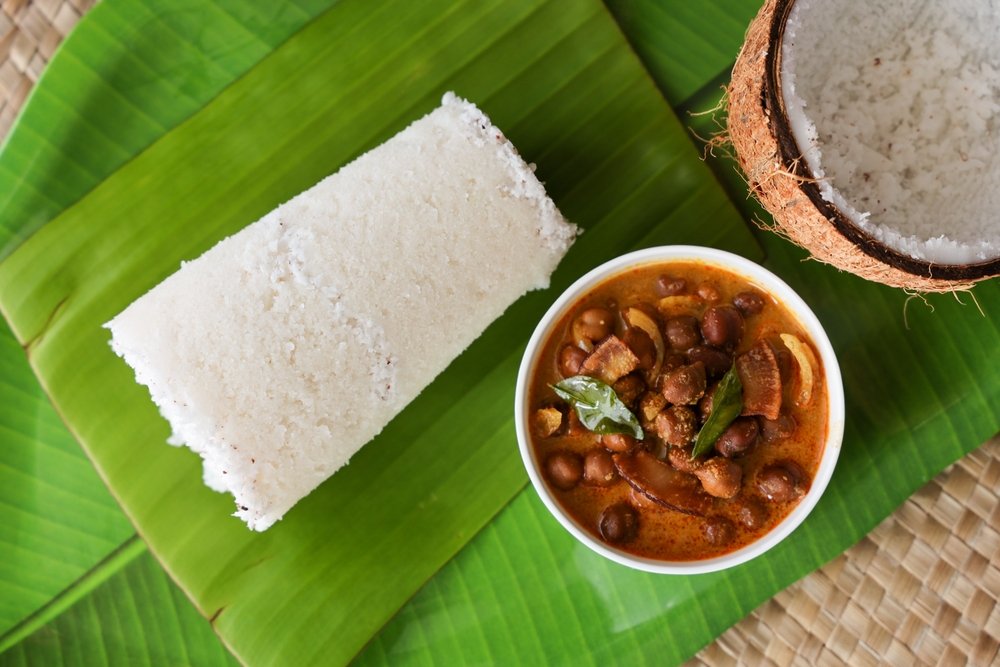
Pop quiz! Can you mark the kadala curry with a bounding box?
[527,261,828,561]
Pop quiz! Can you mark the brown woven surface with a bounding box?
[0,0,94,138]
[690,434,1000,667]
[3,3,999,665]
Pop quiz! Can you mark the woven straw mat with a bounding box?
[2,2,999,665]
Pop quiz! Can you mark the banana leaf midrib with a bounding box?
[0,537,146,653]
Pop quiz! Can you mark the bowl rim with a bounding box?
[514,245,845,575]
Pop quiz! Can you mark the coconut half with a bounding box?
[728,0,1000,291]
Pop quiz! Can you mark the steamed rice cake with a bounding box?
[106,92,577,531]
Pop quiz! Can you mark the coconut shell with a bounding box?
[727,0,998,292]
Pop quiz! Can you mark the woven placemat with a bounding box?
[0,0,95,137]
[690,434,1000,667]
[3,3,999,665]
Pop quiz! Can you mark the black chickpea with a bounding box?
[667,445,700,474]
[655,406,697,446]
[733,290,765,316]
[696,283,721,302]
[756,461,806,502]
[663,352,688,373]
[573,307,614,343]
[714,417,759,458]
[698,383,717,423]
[583,449,617,486]
[655,275,686,296]
[693,457,742,499]
[601,433,637,453]
[659,362,707,405]
[545,452,583,490]
[559,344,588,378]
[612,374,646,407]
[599,503,639,543]
[687,345,732,379]
[700,305,744,348]
[665,315,702,349]
[760,413,797,443]
[702,516,736,546]
[735,498,768,531]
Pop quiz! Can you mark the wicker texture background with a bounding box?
[692,436,1000,666]
[0,0,94,137]
[2,2,999,665]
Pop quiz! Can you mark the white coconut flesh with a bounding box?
[780,0,1000,266]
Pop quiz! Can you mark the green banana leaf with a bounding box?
[605,0,760,102]
[0,317,132,637]
[0,0,341,259]
[356,241,1000,665]
[0,0,760,664]
[354,2,1000,664]
[0,543,238,667]
[2,0,997,665]
[1,0,346,661]
[0,310,232,665]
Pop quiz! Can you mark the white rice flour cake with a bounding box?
[106,92,577,531]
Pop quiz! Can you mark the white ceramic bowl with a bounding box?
[514,245,845,574]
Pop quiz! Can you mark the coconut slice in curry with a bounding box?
[613,450,713,516]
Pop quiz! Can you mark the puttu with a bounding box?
[106,92,577,531]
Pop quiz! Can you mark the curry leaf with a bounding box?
[552,376,644,439]
[691,364,743,458]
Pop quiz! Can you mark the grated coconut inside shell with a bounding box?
[781,0,1000,266]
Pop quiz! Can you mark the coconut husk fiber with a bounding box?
[727,0,993,293]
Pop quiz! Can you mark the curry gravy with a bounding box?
[528,261,828,561]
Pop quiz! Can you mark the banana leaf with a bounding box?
[3,0,997,664]
[605,0,760,102]
[356,239,1000,665]
[0,0,760,664]
[0,0,340,259]
[0,544,238,667]
[0,308,229,664]
[353,2,1000,664]
[1,0,345,661]
[0,317,132,638]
